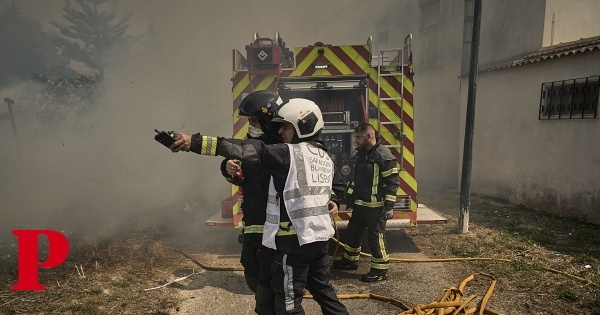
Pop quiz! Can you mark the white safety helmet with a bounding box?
[272,98,324,139]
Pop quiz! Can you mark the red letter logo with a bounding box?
[12,230,69,291]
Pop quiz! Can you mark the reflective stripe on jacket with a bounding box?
[348,141,399,209]
[263,143,335,249]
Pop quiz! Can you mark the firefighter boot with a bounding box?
[360,268,388,282]
[332,258,359,270]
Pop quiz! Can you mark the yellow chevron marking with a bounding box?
[403,98,414,120]
[403,145,415,168]
[403,75,414,95]
[368,118,379,130]
[234,122,248,139]
[379,127,400,148]
[368,69,415,123]
[255,75,276,90]
[342,45,370,71]
[400,170,417,192]
[233,73,250,100]
[376,128,414,169]
[291,48,319,76]
[323,49,353,74]
[313,69,332,76]
[378,101,402,124]
[396,186,406,197]
[404,124,414,144]
[369,71,403,101]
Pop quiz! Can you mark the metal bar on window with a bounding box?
[539,75,599,120]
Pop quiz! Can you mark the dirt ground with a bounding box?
[1,189,599,314]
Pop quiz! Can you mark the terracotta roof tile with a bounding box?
[484,35,600,72]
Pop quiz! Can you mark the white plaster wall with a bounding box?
[469,50,600,223]
[478,0,546,67]
[413,0,465,189]
[543,0,600,46]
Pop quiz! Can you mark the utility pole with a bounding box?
[459,0,482,234]
[4,97,23,163]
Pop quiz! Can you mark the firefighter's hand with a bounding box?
[383,209,394,220]
[169,133,192,152]
[226,159,241,176]
[328,201,338,218]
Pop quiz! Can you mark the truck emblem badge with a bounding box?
[257,50,268,61]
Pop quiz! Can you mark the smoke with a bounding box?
[1,0,393,251]
[0,1,241,245]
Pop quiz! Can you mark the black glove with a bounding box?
[383,209,394,220]
[383,201,395,220]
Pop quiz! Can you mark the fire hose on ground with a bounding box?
[164,230,596,315]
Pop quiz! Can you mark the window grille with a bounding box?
[539,75,599,119]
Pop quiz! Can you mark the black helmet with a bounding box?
[238,90,281,121]
[238,90,283,143]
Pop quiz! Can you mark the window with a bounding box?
[539,75,599,119]
[419,0,440,30]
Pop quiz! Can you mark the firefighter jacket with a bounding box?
[191,134,345,254]
[347,140,399,210]
[219,132,280,230]
[262,142,335,249]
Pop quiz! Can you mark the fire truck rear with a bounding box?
[205,32,445,228]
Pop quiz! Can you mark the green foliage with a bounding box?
[0,1,69,89]
[51,0,143,79]
[29,72,103,128]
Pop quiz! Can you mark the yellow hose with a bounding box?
[330,236,595,286]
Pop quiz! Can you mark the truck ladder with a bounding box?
[376,47,405,171]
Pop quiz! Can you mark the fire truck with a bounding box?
[205,32,445,228]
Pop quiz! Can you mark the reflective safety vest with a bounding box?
[263,142,335,249]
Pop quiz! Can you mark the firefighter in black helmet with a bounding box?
[220,90,282,314]
[169,98,348,315]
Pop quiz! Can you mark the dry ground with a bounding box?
[1,188,599,314]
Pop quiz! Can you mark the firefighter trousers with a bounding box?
[270,241,348,315]
[344,204,390,271]
[241,234,276,315]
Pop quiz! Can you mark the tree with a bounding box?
[29,72,101,128]
[0,1,68,89]
[51,0,140,80]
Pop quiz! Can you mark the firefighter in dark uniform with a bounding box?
[170,99,348,315]
[220,90,282,314]
[332,122,399,282]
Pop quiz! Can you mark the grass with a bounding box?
[0,235,184,315]
[411,188,600,315]
[1,188,598,314]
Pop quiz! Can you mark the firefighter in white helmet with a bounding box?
[170,98,348,315]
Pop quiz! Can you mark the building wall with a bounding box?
[543,0,600,46]
[456,0,600,223]
[414,0,465,189]
[478,0,546,67]
[468,50,600,223]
